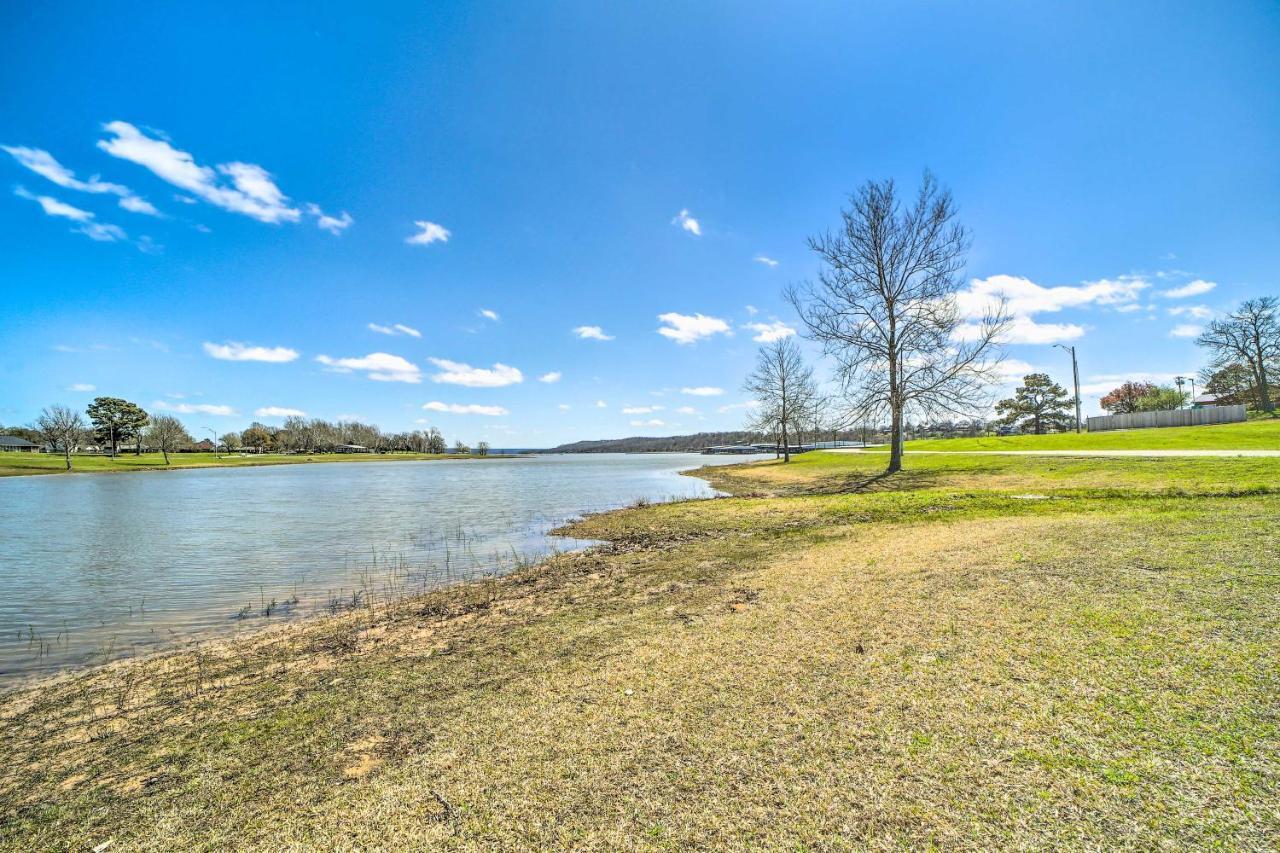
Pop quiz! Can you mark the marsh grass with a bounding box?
[1,453,1278,849]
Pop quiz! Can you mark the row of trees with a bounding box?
[18,397,489,471]
[741,173,1277,469]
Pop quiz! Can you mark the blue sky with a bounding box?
[2,1,1277,445]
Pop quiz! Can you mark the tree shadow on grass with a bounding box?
[801,467,945,496]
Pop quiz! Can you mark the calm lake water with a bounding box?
[0,453,766,686]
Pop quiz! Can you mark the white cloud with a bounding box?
[630,419,666,427]
[657,312,731,344]
[3,145,127,194]
[717,400,760,414]
[117,195,160,216]
[957,314,1086,345]
[573,325,614,341]
[675,406,698,415]
[79,222,129,242]
[428,358,522,387]
[558,404,571,411]
[316,352,422,383]
[680,386,723,397]
[306,204,353,235]
[479,309,500,322]
[671,208,701,236]
[1168,305,1213,320]
[539,371,562,383]
[152,401,237,416]
[254,406,306,418]
[422,401,508,416]
[68,383,96,392]
[745,304,759,315]
[1159,279,1216,299]
[753,255,779,268]
[16,186,92,221]
[406,220,450,245]
[97,122,301,223]
[596,400,607,408]
[622,405,664,415]
[367,322,421,338]
[203,341,299,363]
[1170,324,1203,338]
[958,274,1147,319]
[743,321,796,343]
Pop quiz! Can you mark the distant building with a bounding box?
[0,436,42,453]
[334,443,371,453]
[1192,393,1221,409]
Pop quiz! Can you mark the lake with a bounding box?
[0,453,767,686]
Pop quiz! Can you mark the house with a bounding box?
[334,443,371,453]
[0,436,42,453]
[1192,393,1222,409]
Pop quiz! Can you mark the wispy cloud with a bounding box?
[423,401,508,416]
[657,312,731,345]
[98,122,301,223]
[717,400,760,414]
[67,383,96,392]
[743,321,796,342]
[428,358,522,387]
[203,341,299,363]
[622,405,664,415]
[1168,305,1213,320]
[539,371,562,383]
[152,400,237,416]
[316,352,422,383]
[753,255,778,268]
[479,309,500,322]
[14,186,128,242]
[3,144,159,216]
[630,419,666,427]
[675,406,698,414]
[680,386,723,396]
[1169,323,1203,338]
[671,208,701,236]
[368,322,421,338]
[254,406,306,418]
[573,325,614,341]
[955,274,1152,344]
[406,220,450,245]
[306,204,353,235]
[596,400,608,408]
[1158,279,1216,299]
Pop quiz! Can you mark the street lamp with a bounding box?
[206,427,219,459]
[1054,344,1082,433]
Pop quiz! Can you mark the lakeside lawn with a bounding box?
[2,452,1278,848]
[875,415,1280,452]
[0,451,494,477]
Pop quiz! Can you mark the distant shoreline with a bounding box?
[0,451,514,479]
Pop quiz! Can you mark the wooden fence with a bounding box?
[1086,404,1247,432]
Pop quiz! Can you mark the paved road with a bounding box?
[828,448,1280,457]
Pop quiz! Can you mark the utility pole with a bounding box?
[206,427,219,459]
[1055,344,1082,432]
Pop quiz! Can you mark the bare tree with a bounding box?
[787,172,1006,473]
[36,405,85,470]
[744,338,817,462]
[1196,297,1279,414]
[147,415,194,464]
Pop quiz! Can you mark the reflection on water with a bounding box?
[0,453,766,685]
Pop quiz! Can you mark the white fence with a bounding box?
[1086,404,1247,433]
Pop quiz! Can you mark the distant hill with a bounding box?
[546,431,769,454]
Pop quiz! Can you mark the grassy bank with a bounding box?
[1,452,1278,848]
[883,415,1280,451]
[0,451,501,478]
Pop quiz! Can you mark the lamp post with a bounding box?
[206,427,219,459]
[1054,344,1082,433]
[1175,376,1187,409]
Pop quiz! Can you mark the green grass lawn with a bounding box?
[0,451,498,477]
[881,415,1280,451]
[2,453,1278,848]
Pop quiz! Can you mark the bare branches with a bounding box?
[743,339,818,462]
[1196,297,1279,413]
[36,405,85,470]
[788,172,1007,472]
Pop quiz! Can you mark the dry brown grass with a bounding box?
[2,457,1278,849]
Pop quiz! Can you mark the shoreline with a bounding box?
[0,451,518,479]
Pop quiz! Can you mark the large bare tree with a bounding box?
[36,405,85,470]
[1196,297,1278,414]
[787,172,1006,473]
[743,338,817,462]
[146,415,194,464]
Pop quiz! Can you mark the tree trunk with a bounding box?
[887,404,903,473]
[1253,347,1275,412]
[63,445,72,471]
[781,420,790,463]
[162,448,170,465]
